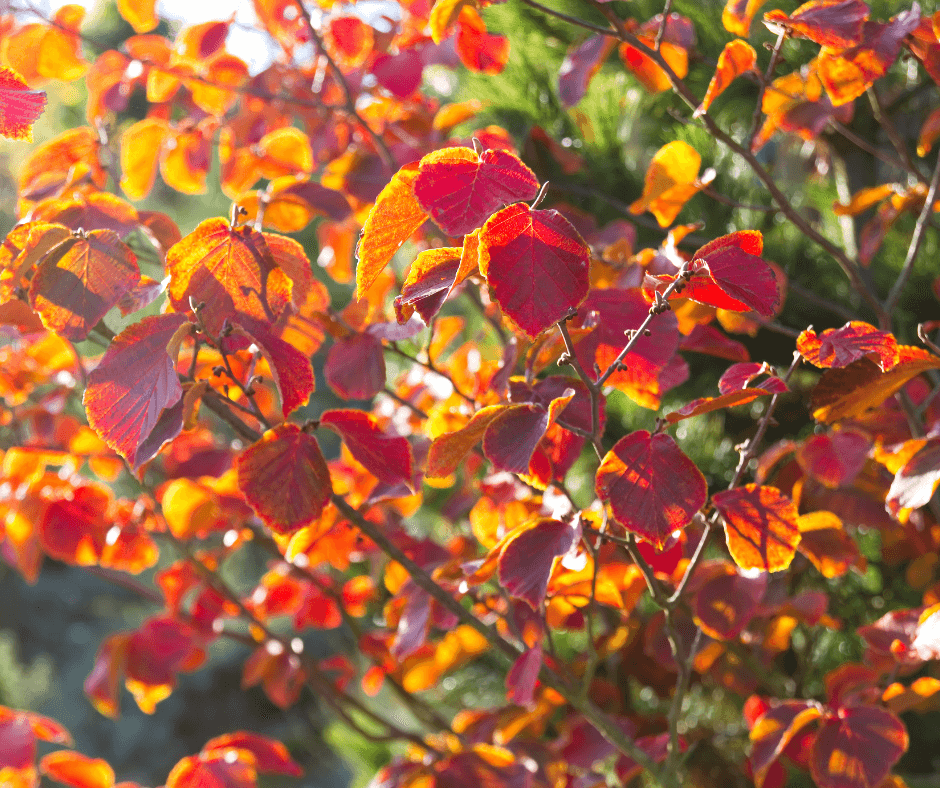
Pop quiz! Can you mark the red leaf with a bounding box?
[798,526,864,579]
[573,287,681,409]
[764,0,869,48]
[0,66,46,141]
[694,570,767,640]
[506,643,542,707]
[166,752,256,788]
[320,409,414,488]
[84,633,131,718]
[693,231,779,317]
[201,733,302,776]
[371,49,423,99]
[797,321,899,371]
[0,717,36,770]
[234,318,314,416]
[324,333,386,400]
[237,423,332,534]
[84,313,188,465]
[479,203,590,339]
[810,706,907,788]
[797,428,871,488]
[394,247,463,325]
[719,362,787,394]
[40,752,114,788]
[558,35,617,108]
[483,393,573,475]
[595,431,707,549]
[750,700,822,788]
[413,147,539,237]
[887,438,940,513]
[497,519,578,607]
[455,7,509,75]
[40,484,109,565]
[713,485,801,573]
[29,229,140,341]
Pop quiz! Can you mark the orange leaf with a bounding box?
[0,67,46,141]
[166,753,256,788]
[430,0,477,43]
[166,217,292,335]
[40,752,114,788]
[713,484,801,572]
[28,229,140,341]
[723,0,769,36]
[117,0,158,33]
[120,118,168,200]
[427,405,507,479]
[665,388,770,423]
[356,163,427,299]
[160,122,214,194]
[237,423,332,534]
[811,346,940,424]
[619,38,688,94]
[629,141,713,227]
[694,40,756,118]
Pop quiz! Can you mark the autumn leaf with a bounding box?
[356,163,427,299]
[629,141,714,227]
[694,40,756,118]
[809,706,907,788]
[479,203,590,339]
[595,431,707,549]
[713,484,801,573]
[237,423,332,534]
[320,410,414,488]
[797,321,899,371]
[723,0,769,36]
[413,147,539,237]
[201,733,303,776]
[764,0,869,49]
[0,67,46,141]
[166,217,292,336]
[40,752,114,788]
[455,7,509,75]
[29,229,140,341]
[83,313,189,465]
[750,701,822,788]
[498,519,578,608]
[559,35,617,108]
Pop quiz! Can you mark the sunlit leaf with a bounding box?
[750,700,822,788]
[694,570,767,640]
[356,163,426,299]
[84,313,188,465]
[479,203,590,339]
[29,229,139,341]
[798,321,899,371]
[723,0,769,36]
[596,430,707,549]
[455,7,509,75]
[764,1,869,48]
[810,706,907,788]
[695,40,756,118]
[237,423,332,534]
[629,141,712,227]
[498,519,578,607]
[413,147,539,237]
[201,733,302,776]
[320,409,413,488]
[40,752,114,788]
[887,438,940,514]
[713,484,801,572]
[0,67,46,141]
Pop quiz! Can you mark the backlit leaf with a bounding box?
[356,163,427,299]
[29,229,139,341]
[40,752,114,788]
[0,67,46,141]
[84,313,188,465]
[723,0,769,37]
[201,733,302,776]
[39,485,109,566]
[120,118,167,200]
[665,388,771,423]
[887,438,940,514]
[811,347,940,423]
[482,393,573,474]
[799,526,863,578]
[455,7,509,75]
[595,431,707,549]
[498,519,577,607]
[166,752,256,788]
[764,1,869,48]
[750,700,822,788]
[166,217,292,335]
[427,405,505,479]
[320,410,414,488]
[798,321,899,371]
[371,50,424,99]
[713,484,801,572]
[797,429,870,488]
[559,35,617,108]
[810,706,907,788]
[117,0,157,33]
[695,40,756,118]
[479,203,590,339]
[629,141,712,227]
[619,38,688,94]
[237,423,332,534]
[394,247,463,325]
[413,147,539,237]
[234,318,314,416]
